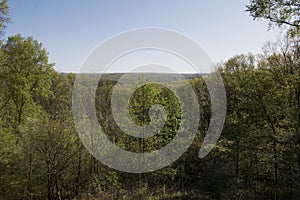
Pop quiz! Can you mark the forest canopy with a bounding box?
[0,1,299,199]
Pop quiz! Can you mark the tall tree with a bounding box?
[0,34,54,199]
[1,34,54,135]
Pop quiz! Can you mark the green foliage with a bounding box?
[1,34,54,101]
[1,1,300,199]
[0,0,9,37]
[2,45,300,199]
[246,0,300,31]
[0,35,54,135]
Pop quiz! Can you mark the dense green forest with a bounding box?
[0,0,299,199]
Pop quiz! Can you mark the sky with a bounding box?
[5,0,281,73]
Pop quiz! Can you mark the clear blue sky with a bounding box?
[5,0,280,73]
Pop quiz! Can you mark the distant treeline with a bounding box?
[61,73,203,83]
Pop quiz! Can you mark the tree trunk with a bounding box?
[26,141,33,199]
